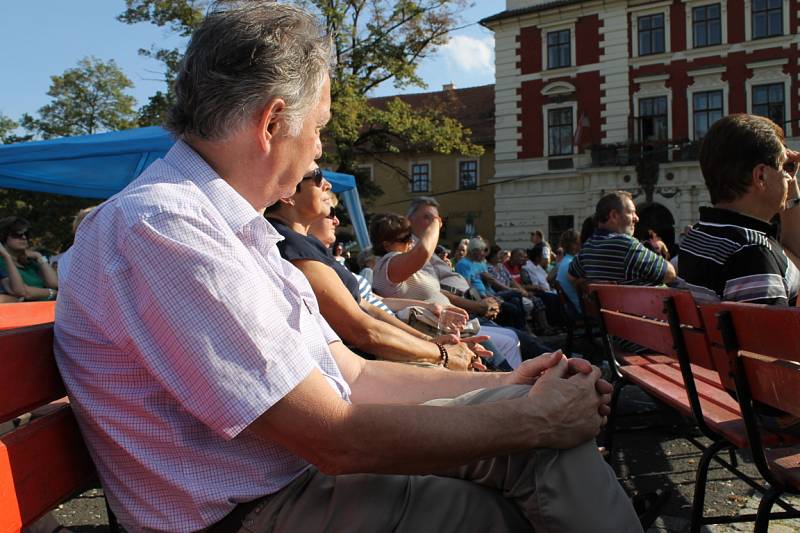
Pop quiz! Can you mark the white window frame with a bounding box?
[632,76,672,142]
[456,158,480,190]
[354,164,374,181]
[542,101,578,158]
[688,67,728,141]
[539,21,576,72]
[683,1,727,50]
[744,0,790,41]
[745,59,792,135]
[409,160,432,193]
[630,3,671,57]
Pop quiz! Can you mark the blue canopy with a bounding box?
[0,127,370,247]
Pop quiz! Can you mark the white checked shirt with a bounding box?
[54,141,350,532]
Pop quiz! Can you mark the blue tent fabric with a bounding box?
[0,126,356,197]
[0,127,369,247]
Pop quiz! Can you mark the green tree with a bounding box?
[118,1,205,125]
[0,113,16,141]
[0,110,95,251]
[22,56,137,139]
[118,0,483,202]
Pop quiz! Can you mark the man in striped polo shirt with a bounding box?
[568,191,676,287]
[679,114,800,304]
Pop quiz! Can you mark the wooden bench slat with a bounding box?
[600,310,676,356]
[0,302,56,331]
[766,447,800,488]
[0,406,96,529]
[646,363,741,416]
[620,364,751,448]
[620,353,676,365]
[0,325,66,423]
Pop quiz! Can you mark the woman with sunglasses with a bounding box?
[265,164,486,370]
[0,217,58,302]
[370,213,545,369]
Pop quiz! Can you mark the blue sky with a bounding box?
[0,1,505,123]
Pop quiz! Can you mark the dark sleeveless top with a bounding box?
[267,218,360,303]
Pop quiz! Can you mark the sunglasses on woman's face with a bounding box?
[325,208,336,220]
[297,168,324,191]
[10,231,29,240]
[394,233,413,243]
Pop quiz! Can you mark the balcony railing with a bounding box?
[589,140,701,167]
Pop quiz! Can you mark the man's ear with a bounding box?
[257,98,287,152]
[752,163,768,191]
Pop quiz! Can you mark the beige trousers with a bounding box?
[238,385,642,533]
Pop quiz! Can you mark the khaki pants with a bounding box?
[237,385,642,533]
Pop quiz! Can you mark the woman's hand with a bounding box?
[25,249,45,263]
[428,303,444,317]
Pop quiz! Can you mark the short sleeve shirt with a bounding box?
[569,229,669,285]
[455,257,490,296]
[267,218,361,303]
[54,141,349,532]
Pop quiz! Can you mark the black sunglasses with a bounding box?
[10,231,29,240]
[297,168,324,192]
[325,208,336,220]
[784,161,798,176]
[394,233,413,243]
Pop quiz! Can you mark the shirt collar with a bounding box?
[699,206,777,237]
[164,140,281,243]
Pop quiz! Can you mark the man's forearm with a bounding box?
[332,398,539,474]
[347,356,507,405]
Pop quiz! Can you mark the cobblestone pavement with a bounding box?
[52,333,800,532]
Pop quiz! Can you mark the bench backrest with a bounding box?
[0,323,97,532]
[0,302,56,331]
[588,283,713,367]
[701,302,800,418]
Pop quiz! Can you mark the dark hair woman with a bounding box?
[0,217,58,302]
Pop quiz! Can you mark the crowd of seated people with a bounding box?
[263,162,486,370]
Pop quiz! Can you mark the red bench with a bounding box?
[0,303,116,532]
[588,284,797,531]
[701,302,800,533]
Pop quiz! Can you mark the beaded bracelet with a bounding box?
[434,342,449,368]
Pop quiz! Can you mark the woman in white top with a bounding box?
[370,213,526,368]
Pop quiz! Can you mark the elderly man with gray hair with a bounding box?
[54,3,640,532]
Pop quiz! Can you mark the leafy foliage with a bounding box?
[21,57,137,139]
[117,0,484,203]
[0,114,16,141]
[118,0,206,124]
[310,0,483,201]
[0,189,98,254]
[1,58,135,252]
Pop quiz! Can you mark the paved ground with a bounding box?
[50,332,800,532]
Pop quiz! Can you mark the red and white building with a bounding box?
[482,0,799,249]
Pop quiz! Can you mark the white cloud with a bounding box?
[440,35,495,74]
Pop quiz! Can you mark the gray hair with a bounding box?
[406,196,440,218]
[167,1,332,140]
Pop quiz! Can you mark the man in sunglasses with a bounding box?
[679,113,800,305]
